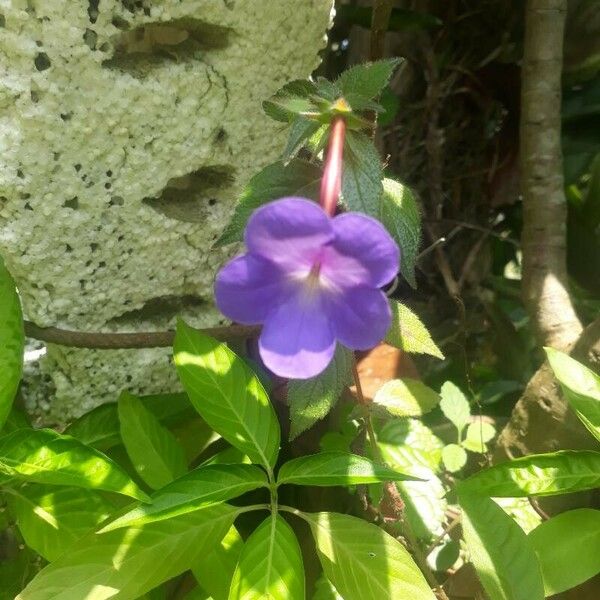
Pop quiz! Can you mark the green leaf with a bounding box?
[380,178,421,288]
[99,464,268,532]
[528,508,600,595]
[441,444,467,472]
[439,381,470,437]
[174,321,280,471]
[337,59,401,103]
[263,79,319,122]
[229,514,304,600]
[459,450,600,497]
[306,511,435,600]
[288,345,353,439]
[283,118,322,161]
[545,347,600,442]
[16,504,238,600]
[0,428,150,502]
[216,159,321,246]
[312,574,343,599]
[118,392,188,490]
[373,378,441,417]
[462,420,496,453]
[0,259,24,430]
[342,131,383,218]
[277,451,418,486]
[9,484,115,561]
[459,492,544,600]
[192,525,243,600]
[384,301,444,359]
[0,545,37,600]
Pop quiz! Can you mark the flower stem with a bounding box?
[320,116,346,217]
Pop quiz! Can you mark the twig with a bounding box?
[425,513,462,556]
[528,497,550,521]
[23,321,260,349]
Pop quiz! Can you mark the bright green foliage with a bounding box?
[380,178,421,287]
[16,505,238,600]
[216,159,321,246]
[0,428,149,501]
[288,345,353,439]
[9,484,114,561]
[337,59,401,106]
[528,509,600,595]
[229,515,304,600]
[306,511,435,600]
[459,492,544,600]
[342,131,383,218]
[462,420,496,453]
[277,451,418,486]
[312,575,343,599]
[262,79,319,122]
[173,321,280,471]
[118,392,188,489]
[384,301,444,359]
[373,378,441,417]
[100,464,269,532]
[459,450,600,497]
[439,381,470,437]
[193,526,244,600]
[0,259,24,430]
[441,444,467,472]
[545,347,600,442]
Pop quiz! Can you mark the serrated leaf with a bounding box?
[312,574,343,599]
[216,160,321,246]
[283,118,322,161]
[263,79,319,122]
[439,381,470,437]
[17,504,238,600]
[337,59,401,102]
[380,178,421,287]
[306,511,435,600]
[288,345,353,439]
[373,378,441,417]
[0,259,24,430]
[462,420,496,453]
[0,428,149,502]
[174,321,280,471]
[99,464,268,532]
[528,508,600,595]
[545,347,600,442]
[459,492,544,600]
[193,525,243,600]
[9,484,115,561]
[384,301,444,359]
[118,392,188,489]
[229,514,304,600]
[277,451,418,487]
[459,450,600,497]
[442,444,467,472]
[342,131,383,218]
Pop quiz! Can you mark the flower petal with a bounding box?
[322,213,400,289]
[245,197,333,273]
[327,286,391,350]
[259,290,335,379]
[215,253,284,324]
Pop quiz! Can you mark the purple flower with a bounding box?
[215,197,400,379]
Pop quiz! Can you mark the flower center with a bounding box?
[305,261,322,292]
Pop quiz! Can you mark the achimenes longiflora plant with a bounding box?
[215,116,400,378]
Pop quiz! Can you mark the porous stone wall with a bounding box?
[0,0,333,422]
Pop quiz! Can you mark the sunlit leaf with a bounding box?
[263,79,319,122]
[462,420,496,453]
[337,59,401,102]
[312,574,343,599]
[442,444,467,472]
[0,259,24,430]
[100,464,268,532]
[439,382,470,437]
[306,511,435,599]
[545,347,600,442]
[277,451,418,487]
[9,484,115,561]
[17,504,238,600]
[528,508,600,595]
[459,492,544,600]
[0,428,149,502]
[459,450,600,497]
[229,515,304,600]
[118,392,188,489]
[174,321,280,471]
[373,379,441,417]
[384,301,444,359]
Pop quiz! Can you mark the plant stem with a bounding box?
[320,116,346,217]
[369,0,394,62]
